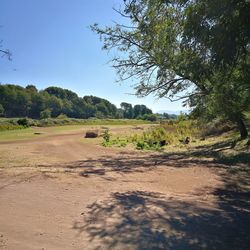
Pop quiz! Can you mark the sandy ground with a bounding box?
[0,125,249,249]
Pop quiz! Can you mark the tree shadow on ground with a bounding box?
[73,190,250,250]
[68,140,250,249]
[35,137,249,179]
[54,138,249,178]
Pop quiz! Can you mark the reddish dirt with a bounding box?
[0,126,249,249]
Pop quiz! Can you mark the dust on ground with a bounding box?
[0,125,249,249]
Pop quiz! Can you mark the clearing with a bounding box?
[0,125,249,249]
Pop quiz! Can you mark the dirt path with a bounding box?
[0,126,249,249]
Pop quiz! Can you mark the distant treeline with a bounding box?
[0,84,156,120]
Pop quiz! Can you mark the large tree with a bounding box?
[92,0,250,138]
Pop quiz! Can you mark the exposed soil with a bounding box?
[0,125,249,249]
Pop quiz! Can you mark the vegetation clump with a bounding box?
[101,129,129,148]
[100,119,202,151]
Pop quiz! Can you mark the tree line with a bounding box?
[0,84,155,120]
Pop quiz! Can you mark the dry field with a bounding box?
[0,125,249,249]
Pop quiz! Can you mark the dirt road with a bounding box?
[0,126,249,249]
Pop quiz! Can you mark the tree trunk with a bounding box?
[237,118,248,139]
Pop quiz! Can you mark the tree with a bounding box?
[120,102,133,119]
[0,104,4,116]
[0,84,122,120]
[92,0,250,138]
[26,85,38,93]
[133,104,152,118]
[40,109,51,119]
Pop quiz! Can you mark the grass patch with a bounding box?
[0,117,153,132]
[0,127,36,141]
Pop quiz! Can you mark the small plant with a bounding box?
[102,129,111,146]
[103,129,110,142]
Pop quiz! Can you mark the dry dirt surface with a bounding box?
[0,125,249,250]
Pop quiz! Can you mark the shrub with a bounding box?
[56,113,68,119]
[132,126,167,151]
[17,118,29,127]
[141,114,158,122]
[103,129,111,143]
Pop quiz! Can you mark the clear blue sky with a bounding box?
[0,0,187,113]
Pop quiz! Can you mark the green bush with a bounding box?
[56,113,68,119]
[103,129,111,143]
[140,114,158,122]
[17,118,29,127]
[131,127,167,151]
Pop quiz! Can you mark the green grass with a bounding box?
[0,118,154,142]
[0,127,37,141]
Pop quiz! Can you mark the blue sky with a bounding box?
[0,0,187,112]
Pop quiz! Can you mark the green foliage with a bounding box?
[0,84,156,121]
[99,119,199,151]
[56,113,68,119]
[131,120,199,150]
[102,129,129,148]
[140,113,158,122]
[40,109,51,119]
[120,102,133,119]
[177,112,188,122]
[132,127,167,151]
[0,104,4,117]
[92,0,250,138]
[0,118,35,131]
[133,104,152,118]
[103,129,111,143]
[17,118,29,127]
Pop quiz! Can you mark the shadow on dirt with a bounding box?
[57,138,250,178]
[69,141,250,249]
[73,190,250,250]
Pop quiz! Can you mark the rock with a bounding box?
[85,131,98,138]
